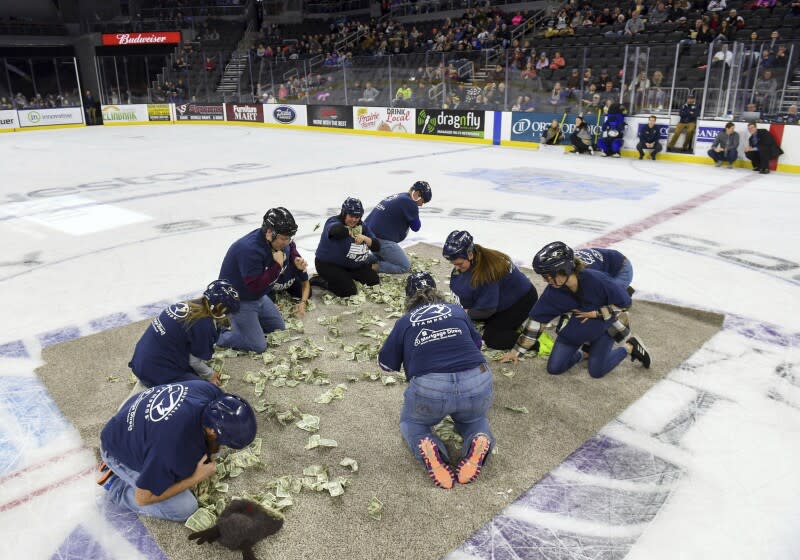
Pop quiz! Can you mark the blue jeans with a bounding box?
[400,365,494,465]
[216,295,284,353]
[611,259,634,290]
[547,333,627,378]
[708,148,737,164]
[100,447,198,522]
[374,239,411,274]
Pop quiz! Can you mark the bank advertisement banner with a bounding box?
[416,109,485,138]
[510,111,602,144]
[175,103,224,121]
[353,106,415,133]
[0,109,18,130]
[264,104,307,126]
[18,107,83,128]
[101,104,149,124]
[225,103,264,123]
[147,104,171,121]
[307,105,353,129]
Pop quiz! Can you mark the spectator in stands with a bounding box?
[672,0,693,20]
[680,19,704,46]
[713,43,734,67]
[767,30,781,53]
[649,2,670,25]
[582,68,594,89]
[595,7,613,26]
[637,115,663,160]
[625,11,645,36]
[0,97,11,109]
[173,57,189,72]
[709,12,721,32]
[549,51,566,71]
[512,11,524,26]
[565,68,580,96]
[707,0,727,12]
[204,57,216,72]
[521,61,538,80]
[754,70,777,112]
[583,90,603,111]
[708,122,739,168]
[601,81,619,105]
[535,52,550,71]
[394,81,413,106]
[549,82,566,108]
[725,9,744,30]
[570,115,594,154]
[696,22,715,43]
[744,121,783,174]
[775,104,798,125]
[792,0,800,16]
[648,70,666,110]
[595,69,613,90]
[773,45,788,67]
[629,70,650,108]
[667,92,699,152]
[759,49,775,68]
[358,81,379,104]
[605,14,627,37]
[716,20,734,42]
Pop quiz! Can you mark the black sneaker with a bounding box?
[628,336,651,369]
[309,275,328,291]
[626,285,636,296]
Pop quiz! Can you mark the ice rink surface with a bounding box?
[1,125,799,559]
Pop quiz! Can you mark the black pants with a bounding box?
[745,151,768,171]
[481,286,539,350]
[637,141,662,158]
[315,258,378,297]
[571,132,591,153]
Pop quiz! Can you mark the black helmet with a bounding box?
[262,207,297,237]
[442,230,474,261]
[405,271,436,297]
[532,241,575,276]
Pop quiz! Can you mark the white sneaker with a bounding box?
[600,152,609,157]
[612,153,621,158]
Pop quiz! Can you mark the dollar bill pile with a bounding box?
[432,416,464,448]
[295,413,320,432]
[314,383,348,404]
[342,342,382,362]
[305,434,338,449]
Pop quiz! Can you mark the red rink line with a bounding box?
[0,446,85,486]
[0,465,95,513]
[586,175,759,248]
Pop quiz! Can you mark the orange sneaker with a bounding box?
[456,434,491,485]
[418,438,455,490]
[96,462,113,486]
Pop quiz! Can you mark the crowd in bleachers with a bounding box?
[0,91,80,109]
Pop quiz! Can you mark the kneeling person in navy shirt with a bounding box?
[98,381,256,521]
[129,280,239,388]
[379,272,495,489]
[268,241,312,318]
[363,180,432,274]
[312,197,381,297]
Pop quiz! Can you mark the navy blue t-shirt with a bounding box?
[575,248,626,277]
[129,303,219,387]
[315,216,378,269]
[450,264,533,314]
[219,228,284,301]
[100,380,222,496]
[379,302,484,379]
[530,268,632,345]
[270,259,309,293]
[364,193,420,243]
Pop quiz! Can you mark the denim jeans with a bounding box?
[708,148,737,164]
[400,365,494,465]
[611,259,634,290]
[547,333,627,378]
[100,447,198,522]
[216,295,284,353]
[374,239,411,274]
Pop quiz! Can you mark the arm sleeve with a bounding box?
[378,325,404,372]
[189,354,214,379]
[468,307,497,320]
[370,237,381,252]
[243,260,283,295]
[328,224,350,240]
[289,242,302,261]
[408,218,421,232]
[465,316,483,349]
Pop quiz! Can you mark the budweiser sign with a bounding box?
[102,32,181,46]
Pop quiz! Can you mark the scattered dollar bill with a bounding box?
[106,375,120,383]
[505,405,529,414]
[339,457,358,472]
[295,414,320,432]
[305,435,338,449]
[368,497,384,521]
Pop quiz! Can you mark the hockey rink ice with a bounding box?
[1,124,799,559]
